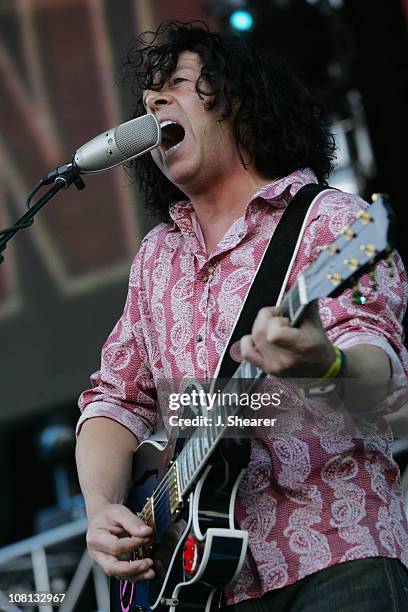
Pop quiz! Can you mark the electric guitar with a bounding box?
[110,194,396,611]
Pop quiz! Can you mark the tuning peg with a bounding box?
[344,257,359,271]
[356,210,373,224]
[325,244,340,255]
[343,225,356,240]
[351,279,366,305]
[371,192,389,203]
[360,243,377,257]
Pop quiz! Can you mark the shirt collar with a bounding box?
[251,167,318,206]
[168,167,318,235]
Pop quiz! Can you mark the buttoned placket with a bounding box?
[193,258,215,378]
[191,227,250,378]
[177,205,259,379]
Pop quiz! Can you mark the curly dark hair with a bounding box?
[123,21,336,222]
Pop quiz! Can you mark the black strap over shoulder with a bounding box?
[217,183,330,380]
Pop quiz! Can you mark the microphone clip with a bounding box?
[42,160,86,191]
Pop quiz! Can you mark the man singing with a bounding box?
[76,22,408,610]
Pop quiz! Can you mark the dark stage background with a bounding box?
[0,0,407,577]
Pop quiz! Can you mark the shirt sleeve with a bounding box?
[287,189,408,410]
[76,241,158,440]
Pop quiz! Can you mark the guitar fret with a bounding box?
[179,464,185,493]
[180,455,188,491]
[207,423,213,446]
[187,443,194,477]
[201,434,210,455]
[280,292,291,320]
[199,434,206,463]
[220,401,229,426]
[177,458,184,492]
[192,438,201,470]
[197,429,205,461]
[192,440,199,472]
[185,453,191,482]
[186,441,193,476]
[184,452,191,483]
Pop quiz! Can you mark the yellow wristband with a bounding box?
[321,346,343,379]
[303,346,343,388]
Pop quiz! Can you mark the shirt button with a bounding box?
[196,334,203,342]
[201,274,209,282]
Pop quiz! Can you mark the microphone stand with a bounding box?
[0,163,86,265]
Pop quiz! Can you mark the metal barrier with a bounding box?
[0,518,109,612]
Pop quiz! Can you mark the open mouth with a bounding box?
[160,120,186,153]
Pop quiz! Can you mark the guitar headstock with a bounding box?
[303,193,396,304]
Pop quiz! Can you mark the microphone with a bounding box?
[43,114,161,184]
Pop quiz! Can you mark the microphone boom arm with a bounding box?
[0,163,85,265]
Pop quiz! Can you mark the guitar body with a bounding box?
[110,437,250,611]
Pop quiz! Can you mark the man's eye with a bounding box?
[172,77,187,85]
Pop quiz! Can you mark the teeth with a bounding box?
[161,140,183,158]
[160,119,177,128]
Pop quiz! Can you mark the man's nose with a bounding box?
[146,91,172,110]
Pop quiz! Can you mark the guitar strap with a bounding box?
[215,183,332,381]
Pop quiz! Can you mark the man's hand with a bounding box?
[76,418,155,581]
[86,503,155,581]
[240,303,335,379]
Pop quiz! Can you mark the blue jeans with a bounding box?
[222,557,408,611]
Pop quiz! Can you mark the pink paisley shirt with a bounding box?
[78,168,408,606]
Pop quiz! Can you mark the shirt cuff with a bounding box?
[76,401,152,441]
[334,332,404,378]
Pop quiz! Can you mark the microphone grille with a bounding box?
[114,114,160,158]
